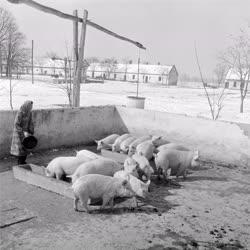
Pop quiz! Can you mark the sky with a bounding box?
[1,0,250,77]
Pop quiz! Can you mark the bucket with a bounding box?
[126,96,145,109]
[22,135,38,149]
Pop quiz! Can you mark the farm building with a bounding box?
[225,68,250,89]
[86,63,178,85]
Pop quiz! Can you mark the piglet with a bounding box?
[72,174,135,212]
[69,158,123,183]
[120,136,137,154]
[76,149,102,160]
[95,134,120,151]
[128,135,152,156]
[157,143,190,152]
[154,149,200,180]
[114,170,150,198]
[112,133,131,152]
[136,140,155,160]
[45,156,91,180]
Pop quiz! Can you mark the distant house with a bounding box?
[86,63,178,85]
[225,68,250,89]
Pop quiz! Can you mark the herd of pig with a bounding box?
[44,133,200,213]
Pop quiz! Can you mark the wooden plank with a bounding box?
[13,165,74,199]
[101,149,128,164]
[7,0,146,49]
[73,9,88,107]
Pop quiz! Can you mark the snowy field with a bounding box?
[0,78,249,124]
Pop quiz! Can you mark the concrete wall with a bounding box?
[0,106,127,158]
[115,107,250,167]
[1,105,249,167]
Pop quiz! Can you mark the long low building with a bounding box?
[86,63,178,85]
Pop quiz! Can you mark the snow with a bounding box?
[0,78,249,124]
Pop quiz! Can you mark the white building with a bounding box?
[86,63,178,85]
[225,68,250,89]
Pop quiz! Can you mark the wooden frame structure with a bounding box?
[7,0,146,107]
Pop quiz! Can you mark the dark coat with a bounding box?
[10,101,34,156]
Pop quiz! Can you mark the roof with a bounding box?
[87,63,175,75]
[225,68,250,81]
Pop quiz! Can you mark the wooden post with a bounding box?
[73,9,88,107]
[31,40,34,84]
[72,10,78,105]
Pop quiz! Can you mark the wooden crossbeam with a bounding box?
[6,0,146,50]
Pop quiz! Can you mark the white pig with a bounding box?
[128,135,152,156]
[76,149,102,160]
[154,149,200,180]
[120,136,137,154]
[112,133,131,152]
[157,143,190,152]
[136,140,156,160]
[131,153,154,180]
[45,156,92,180]
[95,134,120,151]
[151,135,170,147]
[69,158,123,183]
[114,171,150,198]
[72,174,135,212]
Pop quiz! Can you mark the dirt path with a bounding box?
[0,147,250,249]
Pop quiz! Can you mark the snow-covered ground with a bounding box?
[0,78,249,124]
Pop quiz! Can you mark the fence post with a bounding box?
[73,9,88,107]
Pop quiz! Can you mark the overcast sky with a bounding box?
[1,0,250,77]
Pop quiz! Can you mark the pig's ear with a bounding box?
[74,150,78,156]
[94,140,99,144]
[153,153,157,158]
[45,168,51,176]
[122,179,128,186]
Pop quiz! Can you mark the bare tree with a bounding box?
[100,57,117,79]
[195,44,227,120]
[220,30,250,113]
[86,56,99,78]
[122,57,131,81]
[214,63,227,87]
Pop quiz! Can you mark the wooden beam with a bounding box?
[73,10,88,107]
[6,0,146,50]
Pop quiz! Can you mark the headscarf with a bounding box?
[20,100,33,114]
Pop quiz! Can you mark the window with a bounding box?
[233,81,237,87]
[158,76,162,81]
[225,82,229,88]
[132,75,135,80]
[114,74,116,79]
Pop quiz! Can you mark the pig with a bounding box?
[154,149,200,180]
[72,174,135,212]
[136,140,156,160]
[45,156,92,180]
[157,143,190,152]
[69,158,123,183]
[114,170,151,198]
[95,134,120,151]
[112,133,131,152]
[151,135,170,147]
[123,157,148,180]
[76,149,102,160]
[120,136,137,154]
[128,135,152,156]
[130,153,154,180]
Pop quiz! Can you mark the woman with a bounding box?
[10,100,34,165]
